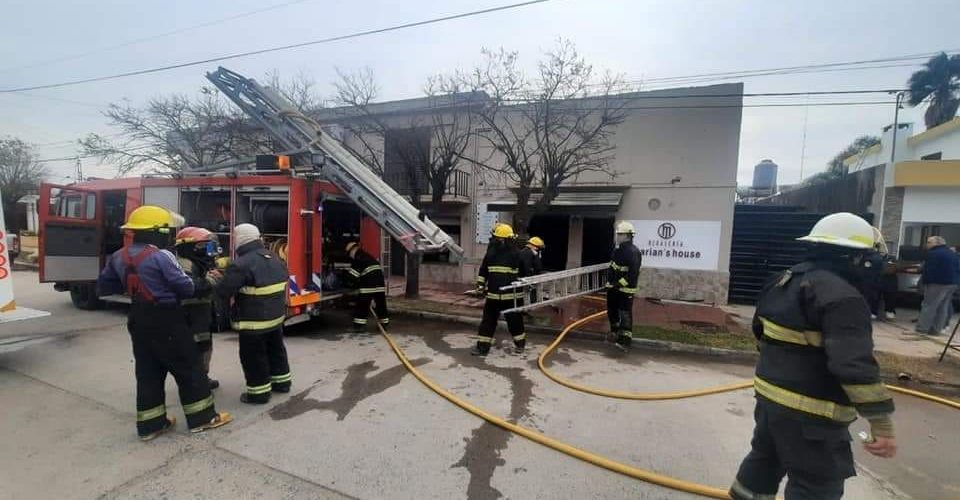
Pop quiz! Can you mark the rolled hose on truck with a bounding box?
[373,307,960,499]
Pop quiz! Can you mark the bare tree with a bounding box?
[0,137,47,231]
[331,69,476,298]
[463,41,626,235]
[81,73,319,175]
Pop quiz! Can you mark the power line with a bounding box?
[0,0,554,93]
[0,0,315,74]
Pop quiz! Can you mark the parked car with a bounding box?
[4,232,19,261]
[897,261,960,308]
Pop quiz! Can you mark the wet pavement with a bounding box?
[1,272,957,499]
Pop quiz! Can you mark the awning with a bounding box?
[488,190,623,214]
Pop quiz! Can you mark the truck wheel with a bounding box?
[70,283,104,310]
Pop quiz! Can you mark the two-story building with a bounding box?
[316,84,743,304]
[843,117,960,257]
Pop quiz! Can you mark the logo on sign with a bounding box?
[657,223,676,240]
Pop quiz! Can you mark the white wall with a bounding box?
[901,187,960,223]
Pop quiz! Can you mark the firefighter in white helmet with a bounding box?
[730,213,897,500]
[606,221,642,350]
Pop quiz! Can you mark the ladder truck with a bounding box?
[37,67,463,326]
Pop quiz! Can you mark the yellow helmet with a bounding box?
[528,236,545,249]
[797,212,874,250]
[491,223,515,239]
[121,205,185,232]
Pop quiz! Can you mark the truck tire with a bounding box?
[70,283,104,310]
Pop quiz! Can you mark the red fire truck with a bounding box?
[37,67,462,325]
[39,168,382,324]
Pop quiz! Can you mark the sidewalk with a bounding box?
[386,278,745,334]
[724,302,957,360]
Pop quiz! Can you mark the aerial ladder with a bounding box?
[205,67,463,257]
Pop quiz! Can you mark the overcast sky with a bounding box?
[0,0,956,184]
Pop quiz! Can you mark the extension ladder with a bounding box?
[205,67,463,257]
[500,263,609,313]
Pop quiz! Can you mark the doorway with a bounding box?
[528,214,569,271]
[581,217,614,266]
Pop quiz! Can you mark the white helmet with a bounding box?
[797,213,874,250]
[615,221,635,234]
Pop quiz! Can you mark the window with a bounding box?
[921,152,942,161]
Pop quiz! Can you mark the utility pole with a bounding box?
[890,91,905,165]
[75,156,83,182]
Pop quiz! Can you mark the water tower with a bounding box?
[752,159,778,193]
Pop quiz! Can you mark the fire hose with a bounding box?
[373,307,960,499]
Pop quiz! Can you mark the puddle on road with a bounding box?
[269,357,430,422]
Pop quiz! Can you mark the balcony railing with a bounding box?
[383,169,471,201]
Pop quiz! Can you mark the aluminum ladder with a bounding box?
[500,263,609,313]
[205,67,463,257]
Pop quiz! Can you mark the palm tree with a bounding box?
[907,52,960,129]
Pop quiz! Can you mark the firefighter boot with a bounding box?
[240,392,271,405]
[616,330,632,351]
[470,343,490,357]
[190,411,233,434]
[139,416,176,442]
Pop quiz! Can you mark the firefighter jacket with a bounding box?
[178,255,215,342]
[752,260,895,434]
[607,241,642,295]
[477,243,529,301]
[98,243,195,304]
[519,246,543,275]
[347,250,386,294]
[216,240,288,334]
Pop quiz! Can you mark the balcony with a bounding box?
[894,160,960,187]
[383,169,471,205]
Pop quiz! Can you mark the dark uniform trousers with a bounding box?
[353,292,390,327]
[238,328,292,402]
[476,297,526,353]
[606,288,634,345]
[129,302,217,435]
[732,398,854,500]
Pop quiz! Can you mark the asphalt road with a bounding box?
[1,271,956,499]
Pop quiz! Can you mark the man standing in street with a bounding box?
[472,223,530,356]
[98,206,232,440]
[606,221,641,350]
[216,223,292,404]
[916,235,959,335]
[345,241,389,331]
[730,213,896,500]
[174,226,222,389]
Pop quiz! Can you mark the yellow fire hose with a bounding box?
[374,304,960,499]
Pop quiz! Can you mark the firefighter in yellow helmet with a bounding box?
[520,236,545,276]
[606,221,642,350]
[472,223,530,356]
[97,206,232,441]
[730,213,896,500]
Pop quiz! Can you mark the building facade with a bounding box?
[843,117,960,256]
[317,84,743,304]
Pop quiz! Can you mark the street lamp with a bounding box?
[890,91,905,165]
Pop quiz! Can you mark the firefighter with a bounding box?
[215,223,292,405]
[345,241,390,332]
[729,213,897,500]
[472,223,530,356]
[520,236,545,276]
[606,221,641,350]
[174,226,221,390]
[97,205,232,441]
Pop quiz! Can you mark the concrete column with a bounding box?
[566,216,583,269]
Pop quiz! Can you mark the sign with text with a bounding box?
[0,193,14,311]
[628,220,721,271]
[475,203,499,244]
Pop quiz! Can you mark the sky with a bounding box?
[0,0,956,185]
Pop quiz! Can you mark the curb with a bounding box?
[392,306,759,363]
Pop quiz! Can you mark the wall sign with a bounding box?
[628,220,721,271]
[475,203,499,244]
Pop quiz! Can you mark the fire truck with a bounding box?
[37,67,463,325]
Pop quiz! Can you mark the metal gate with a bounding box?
[728,205,874,304]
